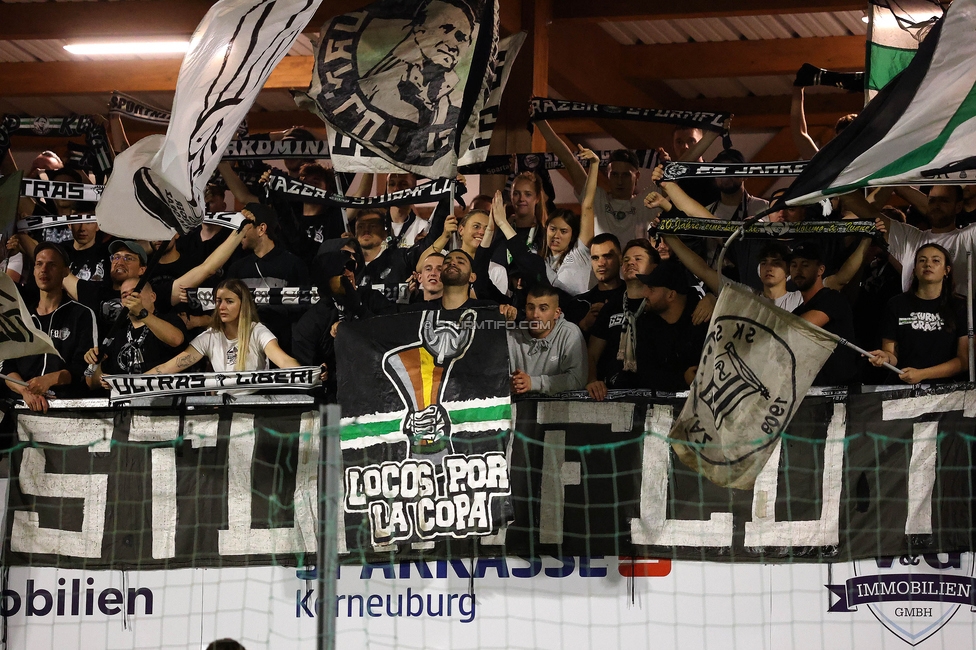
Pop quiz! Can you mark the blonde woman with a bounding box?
[147,279,300,374]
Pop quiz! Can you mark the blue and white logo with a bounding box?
[827,553,975,645]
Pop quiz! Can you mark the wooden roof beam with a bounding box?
[553,0,866,23]
[0,57,314,97]
[0,0,522,42]
[622,36,864,81]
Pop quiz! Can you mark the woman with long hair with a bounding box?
[869,243,969,384]
[509,171,548,252]
[540,208,593,295]
[491,149,598,296]
[147,279,300,374]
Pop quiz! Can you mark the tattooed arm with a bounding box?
[146,346,205,375]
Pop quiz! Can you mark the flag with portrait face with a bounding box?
[296,0,499,179]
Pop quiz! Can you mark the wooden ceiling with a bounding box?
[0,0,867,160]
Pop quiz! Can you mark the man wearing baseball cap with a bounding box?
[1,243,97,411]
[789,240,859,385]
[633,259,708,392]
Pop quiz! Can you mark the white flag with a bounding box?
[0,274,60,361]
[96,0,322,241]
[669,283,836,490]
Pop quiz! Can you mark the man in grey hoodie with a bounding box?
[508,284,587,395]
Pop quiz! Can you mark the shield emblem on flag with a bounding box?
[852,554,974,645]
[670,283,835,489]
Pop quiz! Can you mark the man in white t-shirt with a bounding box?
[536,122,658,243]
[871,185,974,296]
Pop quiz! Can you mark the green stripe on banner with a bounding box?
[340,404,512,441]
[863,79,976,182]
[867,43,918,92]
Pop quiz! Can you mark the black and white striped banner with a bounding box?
[661,160,808,180]
[104,366,322,402]
[655,216,876,238]
[222,138,330,160]
[15,211,247,232]
[530,97,730,133]
[108,92,171,125]
[460,149,663,175]
[185,286,319,311]
[110,91,249,137]
[265,173,454,207]
[20,178,103,203]
[0,114,112,174]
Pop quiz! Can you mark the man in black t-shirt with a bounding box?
[71,239,148,338]
[633,260,707,392]
[67,222,112,283]
[84,278,187,390]
[586,240,660,399]
[228,203,309,351]
[1,243,97,410]
[565,233,624,335]
[790,241,859,386]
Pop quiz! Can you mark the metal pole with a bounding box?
[968,251,974,382]
[714,225,745,296]
[715,226,902,375]
[318,403,341,650]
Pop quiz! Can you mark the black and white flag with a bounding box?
[669,283,835,490]
[296,0,500,179]
[96,0,322,241]
[0,274,60,362]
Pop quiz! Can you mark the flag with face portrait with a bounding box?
[296,0,499,179]
[96,0,322,241]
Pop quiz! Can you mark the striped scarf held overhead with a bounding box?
[616,293,647,373]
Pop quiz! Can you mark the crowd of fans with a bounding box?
[3,106,976,412]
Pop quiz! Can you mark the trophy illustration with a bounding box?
[382,310,477,456]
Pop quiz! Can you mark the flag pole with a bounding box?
[0,373,56,397]
[968,250,974,382]
[714,222,903,375]
[0,373,29,389]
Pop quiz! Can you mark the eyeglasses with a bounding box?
[111,254,141,264]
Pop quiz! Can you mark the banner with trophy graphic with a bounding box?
[335,309,513,548]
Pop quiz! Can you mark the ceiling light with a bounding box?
[63,41,190,55]
[862,14,870,23]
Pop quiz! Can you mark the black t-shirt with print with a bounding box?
[881,293,967,376]
[68,240,112,283]
[102,313,188,375]
[590,290,648,387]
[793,287,859,386]
[76,279,123,340]
[565,285,624,332]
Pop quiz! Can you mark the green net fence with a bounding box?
[1,387,975,648]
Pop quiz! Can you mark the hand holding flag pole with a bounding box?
[0,373,55,397]
[714,224,903,375]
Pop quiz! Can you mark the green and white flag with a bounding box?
[784,0,976,205]
[866,0,943,100]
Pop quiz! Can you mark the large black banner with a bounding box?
[4,387,974,569]
[336,309,513,548]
